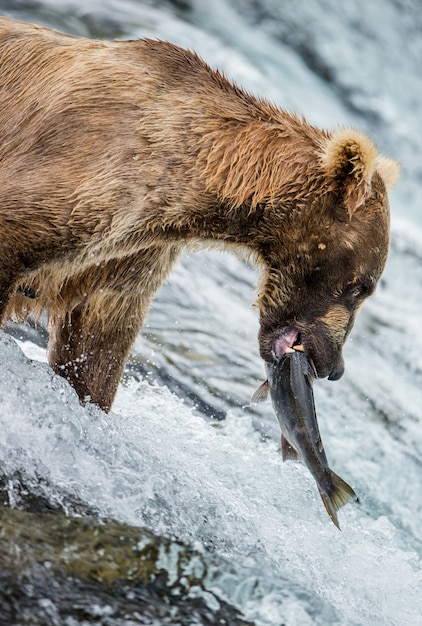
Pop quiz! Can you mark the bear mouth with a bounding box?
[271,327,301,359]
[270,325,343,380]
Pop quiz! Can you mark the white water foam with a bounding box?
[1,333,421,625]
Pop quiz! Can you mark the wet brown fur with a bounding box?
[0,17,399,410]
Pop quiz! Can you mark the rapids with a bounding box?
[0,1,421,624]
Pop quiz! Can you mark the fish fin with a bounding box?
[318,472,358,530]
[281,434,301,461]
[251,380,269,403]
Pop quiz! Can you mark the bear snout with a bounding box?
[300,324,346,382]
[327,359,345,381]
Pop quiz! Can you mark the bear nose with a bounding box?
[328,363,345,381]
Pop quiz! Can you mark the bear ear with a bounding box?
[320,128,398,219]
[375,155,401,190]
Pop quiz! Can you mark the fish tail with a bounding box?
[318,471,358,530]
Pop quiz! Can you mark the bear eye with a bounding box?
[351,285,364,298]
[349,283,369,300]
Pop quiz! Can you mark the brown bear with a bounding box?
[0,16,399,412]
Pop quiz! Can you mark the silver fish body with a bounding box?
[254,349,357,528]
[265,350,322,464]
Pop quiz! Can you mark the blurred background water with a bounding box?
[0,1,421,624]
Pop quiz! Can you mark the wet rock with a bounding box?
[0,500,253,625]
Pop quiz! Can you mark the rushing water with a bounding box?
[0,1,421,625]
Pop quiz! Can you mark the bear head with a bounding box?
[253,128,400,380]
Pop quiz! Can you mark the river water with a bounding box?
[0,1,421,625]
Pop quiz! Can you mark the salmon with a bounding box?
[252,347,357,528]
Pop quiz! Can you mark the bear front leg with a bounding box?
[48,246,181,411]
[48,296,145,412]
[0,252,26,324]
